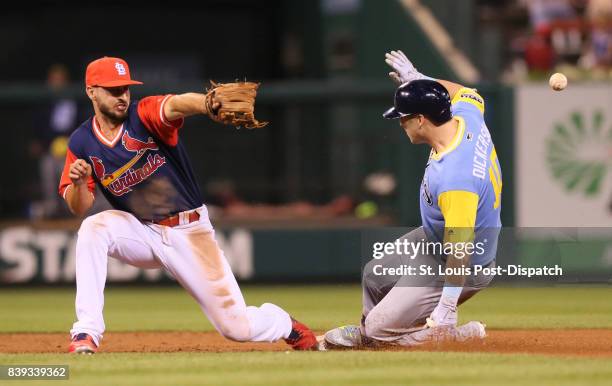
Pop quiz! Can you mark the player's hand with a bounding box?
[69,159,92,186]
[385,50,427,85]
[426,296,458,327]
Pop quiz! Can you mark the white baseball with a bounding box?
[549,73,567,91]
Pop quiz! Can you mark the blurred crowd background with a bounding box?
[0,0,610,227]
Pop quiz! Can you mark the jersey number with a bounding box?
[488,148,502,209]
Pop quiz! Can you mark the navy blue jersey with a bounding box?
[59,95,203,221]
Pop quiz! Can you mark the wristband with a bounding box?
[441,285,462,306]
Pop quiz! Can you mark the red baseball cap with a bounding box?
[85,57,143,87]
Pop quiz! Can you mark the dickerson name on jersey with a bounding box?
[472,123,491,180]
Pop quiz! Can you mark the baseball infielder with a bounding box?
[60,57,318,353]
[323,51,502,348]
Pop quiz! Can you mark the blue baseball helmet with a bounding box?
[383,79,452,125]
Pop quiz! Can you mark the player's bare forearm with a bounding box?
[63,158,94,217]
[163,93,207,121]
[441,226,475,288]
[435,80,464,100]
[443,251,470,287]
[65,184,94,217]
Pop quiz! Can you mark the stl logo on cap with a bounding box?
[115,62,127,76]
[85,57,143,87]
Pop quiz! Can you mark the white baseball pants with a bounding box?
[70,206,292,346]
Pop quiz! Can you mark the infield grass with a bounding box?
[1,351,611,386]
[1,285,611,332]
[1,285,611,386]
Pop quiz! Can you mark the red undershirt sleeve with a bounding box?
[137,95,185,146]
[58,148,96,199]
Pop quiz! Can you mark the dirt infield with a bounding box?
[1,330,612,357]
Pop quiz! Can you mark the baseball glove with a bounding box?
[204,81,268,129]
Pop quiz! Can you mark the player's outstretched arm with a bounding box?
[64,159,94,217]
[163,93,211,121]
[162,83,267,130]
[435,80,464,101]
[384,50,463,99]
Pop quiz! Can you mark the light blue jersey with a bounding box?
[419,88,502,265]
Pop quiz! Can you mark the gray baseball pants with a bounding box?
[361,227,495,345]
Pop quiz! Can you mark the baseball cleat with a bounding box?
[316,335,328,351]
[284,318,318,350]
[422,321,487,344]
[323,325,368,349]
[455,321,487,341]
[69,333,98,354]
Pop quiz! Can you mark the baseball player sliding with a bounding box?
[323,51,502,348]
[60,57,318,354]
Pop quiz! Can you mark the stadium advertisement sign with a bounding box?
[0,227,364,284]
[0,225,610,284]
[0,227,253,284]
[515,84,612,227]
